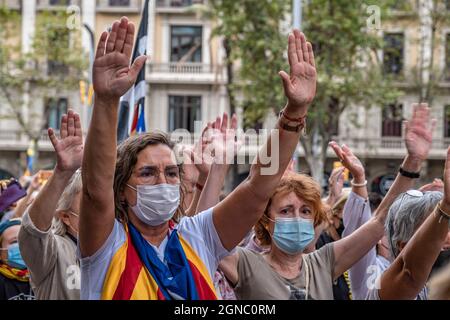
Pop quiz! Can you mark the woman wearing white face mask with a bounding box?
[79,17,318,300]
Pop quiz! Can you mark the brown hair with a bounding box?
[254,173,326,246]
[113,131,185,223]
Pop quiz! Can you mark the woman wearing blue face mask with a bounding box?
[219,168,421,300]
[79,17,318,300]
[0,218,35,300]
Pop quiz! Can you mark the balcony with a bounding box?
[37,0,82,10]
[0,0,21,9]
[328,136,450,160]
[147,62,226,84]
[0,130,86,152]
[156,0,204,13]
[96,0,142,13]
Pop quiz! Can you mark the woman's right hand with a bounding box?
[329,141,365,183]
[93,17,147,104]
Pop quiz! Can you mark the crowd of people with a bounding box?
[0,16,449,300]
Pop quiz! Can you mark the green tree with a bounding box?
[0,6,87,173]
[300,0,402,183]
[195,0,289,188]
[197,0,402,184]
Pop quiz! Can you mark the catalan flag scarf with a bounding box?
[102,222,217,300]
[0,262,29,282]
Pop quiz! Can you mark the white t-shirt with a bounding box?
[78,207,233,300]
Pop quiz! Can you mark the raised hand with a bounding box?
[404,103,436,162]
[327,166,345,204]
[419,179,444,193]
[93,17,147,103]
[279,29,317,116]
[208,113,240,165]
[48,109,84,173]
[329,141,365,182]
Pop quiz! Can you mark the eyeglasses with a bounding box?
[388,190,424,257]
[134,166,181,185]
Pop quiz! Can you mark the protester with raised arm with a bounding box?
[367,146,450,300]
[18,110,83,300]
[79,17,316,300]
[328,103,437,300]
[219,103,438,300]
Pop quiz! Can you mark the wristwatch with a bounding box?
[399,166,420,179]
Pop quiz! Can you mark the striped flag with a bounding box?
[117,0,149,142]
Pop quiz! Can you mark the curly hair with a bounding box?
[254,173,326,247]
[113,131,185,223]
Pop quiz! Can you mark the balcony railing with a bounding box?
[149,62,219,74]
[330,136,450,157]
[0,0,21,9]
[156,0,204,8]
[37,0,81,9]
[0,130,87,151]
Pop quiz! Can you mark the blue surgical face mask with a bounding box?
[271,217,315,255]
[7,243,27,270]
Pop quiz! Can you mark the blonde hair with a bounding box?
[53,170,82,236]
[254,173,326,246]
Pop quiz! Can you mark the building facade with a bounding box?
[0,0,449,196]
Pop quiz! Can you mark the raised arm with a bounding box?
[27,110,83,231]
[213,29,317,251]
[330,142,367,199]
[80,17,146,257]
[196,113,238,213]
[184,122,214,216]
[378,148,450,300]
[332,103,436,279]
[325,167,345,206]
[12,175,41,219]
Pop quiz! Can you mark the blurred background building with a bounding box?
[0,0,449,196]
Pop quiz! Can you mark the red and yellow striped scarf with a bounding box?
[101,224,217,300]
[0,262,29,282]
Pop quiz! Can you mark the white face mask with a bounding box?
[126,183,180,226]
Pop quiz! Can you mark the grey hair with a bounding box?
[53,170,82,236]
[386,191,443,258]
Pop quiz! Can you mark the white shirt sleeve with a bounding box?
[177,207,235,279]
[342,191,378,300]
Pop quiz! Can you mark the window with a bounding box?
[109,0,131,6]
[45,98,68,130]
[382,103,403,137]
[49,0,70,5]
[170,26,202,63]
[383,33,404,75]
[445,106,450,138]
[389,1,412,11]
[168,96,201,132]
[445,33,450,81]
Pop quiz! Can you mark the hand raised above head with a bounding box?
[279,29,317,117]
[329,141,365,181]
[93,17,148,104]
[48,109,83,173]
[404,103,436,162]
